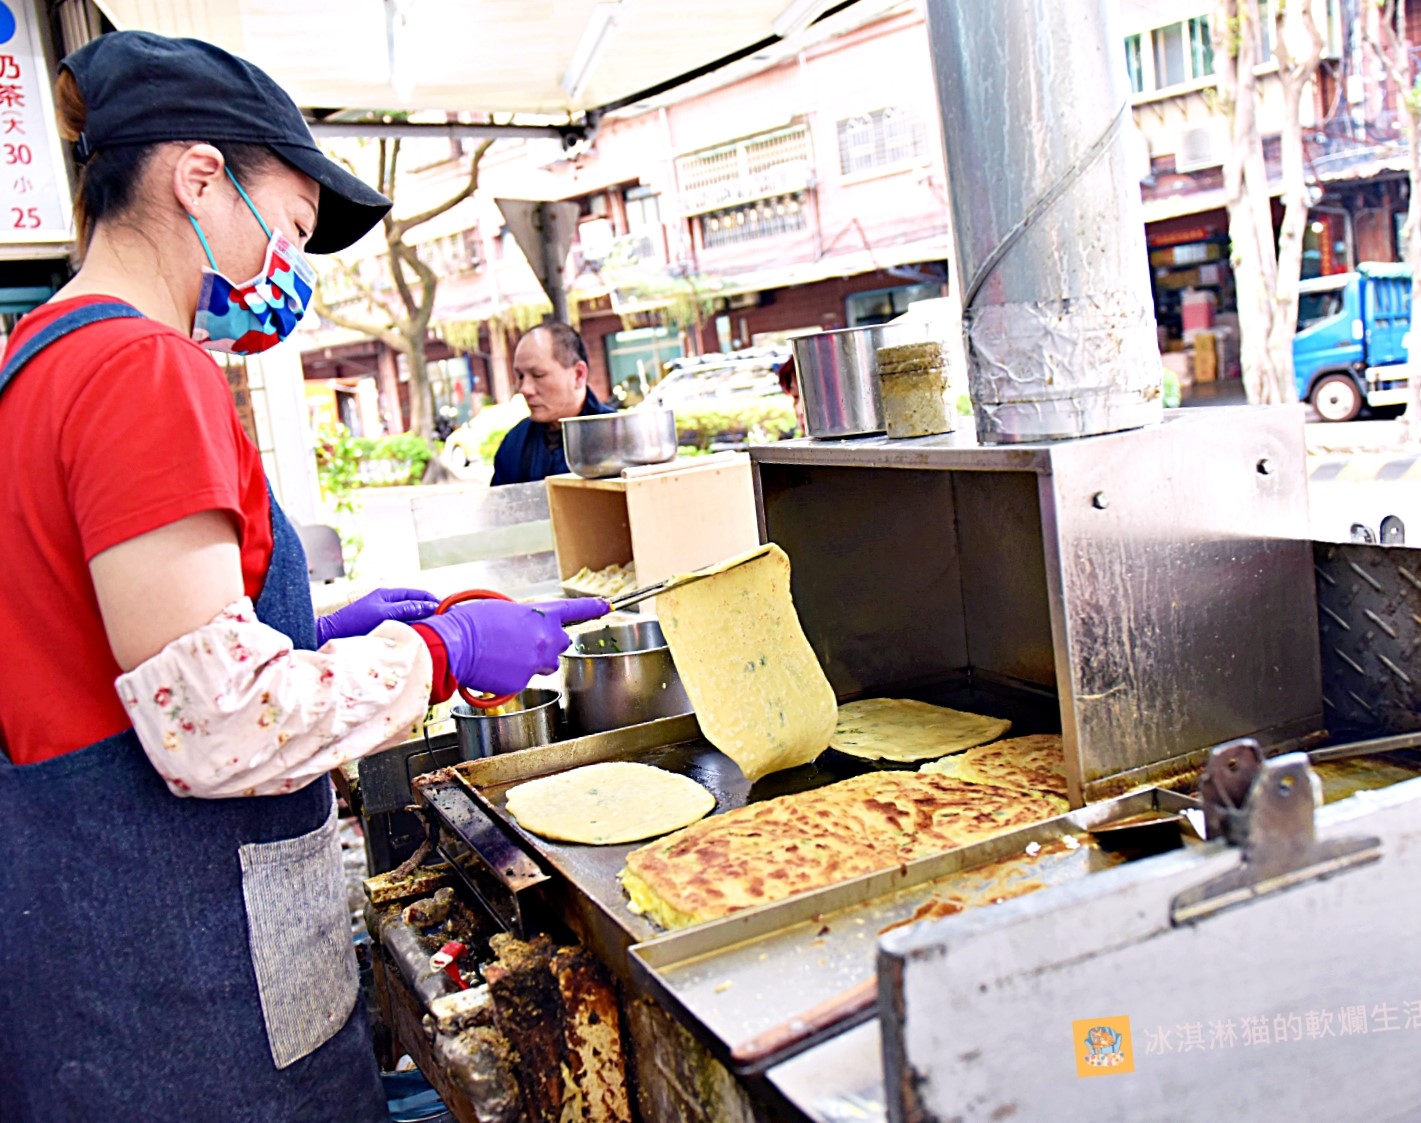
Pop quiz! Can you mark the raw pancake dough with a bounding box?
[830,697,1011,762]
[922,734,1068,799]
[657,543,836,782]
[505,762,715,845]
[621,770,1065,929]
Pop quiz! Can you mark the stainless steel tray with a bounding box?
[627,788,1201,1075]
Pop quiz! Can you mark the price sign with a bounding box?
[0,0,73,245]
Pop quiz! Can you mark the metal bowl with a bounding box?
[451,689,560,759]
[561,618,692,734]
[562,408,678,479]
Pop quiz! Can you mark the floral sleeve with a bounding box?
[115,597,433,799]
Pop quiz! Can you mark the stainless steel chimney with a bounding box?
[924,0,1163,443]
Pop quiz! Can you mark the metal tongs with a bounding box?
[606,544,774,612]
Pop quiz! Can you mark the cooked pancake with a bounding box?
[830,698,1011,762]
[620,771,1063,930]
[922,734,1068,798]
[657,544,837,783]
[505,763,715,845]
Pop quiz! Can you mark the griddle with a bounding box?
[435,676,1063,951]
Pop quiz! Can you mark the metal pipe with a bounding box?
[308,120,583,144]
[923,0,1163,443]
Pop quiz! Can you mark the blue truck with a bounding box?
[1294,262,1413,422]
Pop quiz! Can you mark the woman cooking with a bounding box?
[0,31,607,1121]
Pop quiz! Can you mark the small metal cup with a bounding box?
[561,619,692,735]
[451,688,560,759]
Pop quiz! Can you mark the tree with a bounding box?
[313,134,495,439]
[1370,0,1421,442]
[1213,0,1325,404]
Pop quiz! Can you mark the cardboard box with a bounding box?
[546,452,760,592]
[1193,331,1218,382]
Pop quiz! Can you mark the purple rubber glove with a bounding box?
[421,598,611,697]
[315,587,441,646]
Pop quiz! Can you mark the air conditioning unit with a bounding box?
[1174,122,1224,173]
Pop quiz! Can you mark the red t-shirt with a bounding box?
[0,296,274,765]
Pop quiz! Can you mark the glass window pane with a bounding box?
[1258,0,1276,58]
[1154,22,1186,88]
[1189,16,1214,78]
[1124,34,1144,93]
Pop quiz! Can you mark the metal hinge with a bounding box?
[1170,738,1381,925]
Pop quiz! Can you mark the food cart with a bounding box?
[342,2,1421,1120]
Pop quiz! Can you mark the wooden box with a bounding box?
[545,452,760,591]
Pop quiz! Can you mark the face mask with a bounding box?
[188,170,316,355]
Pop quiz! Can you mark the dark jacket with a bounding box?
[490,387,616,486]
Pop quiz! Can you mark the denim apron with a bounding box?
[0,303,385,1122]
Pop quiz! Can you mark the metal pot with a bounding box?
[562,408,678,479]
[561,618,692,734]
[451,689,560,759]
[793,322,935,439]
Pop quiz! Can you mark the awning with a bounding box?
[586,233,953,317]
[92,0,882,119]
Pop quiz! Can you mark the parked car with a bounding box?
[644,347,790,407]
[442,397,528,468]
[643,347,798,449]
[1294,262,1412,422]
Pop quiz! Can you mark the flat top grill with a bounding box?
[444,678,1064,946]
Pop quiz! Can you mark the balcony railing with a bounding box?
[677,125,813,215]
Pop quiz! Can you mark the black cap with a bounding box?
[59,31,390,253]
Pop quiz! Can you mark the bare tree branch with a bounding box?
[391,136,497,236]
[310,132,499,439]
[1372,0,1410,89]
[310,291,409,354]
[386,139,402,207]
[323,255,406,329]
[399,241,440,323]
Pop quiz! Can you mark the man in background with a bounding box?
[491,322,615,486]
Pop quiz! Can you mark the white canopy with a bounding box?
[93,0,863,117]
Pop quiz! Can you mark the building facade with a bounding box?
[303,1,952,424]
[1124,0,1421,379]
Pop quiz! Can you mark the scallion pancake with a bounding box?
[657,544,836,782]
[830,697,1011,762]
[505,762,715,845]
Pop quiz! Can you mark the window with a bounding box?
[1124,34,1144,94]
[1188,16,1213,77]
[1135,15,1214,93]
[845,282,941,327]
[1258,0,1276,59]
[700,193,807,249]
[835,108,927,176]
[414,229,481,277]
[604,325,684,405]
[1297,289,1344,329]
[624,186,661,231]
[1324,0,1344,56]
[1154,22,1187,88]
